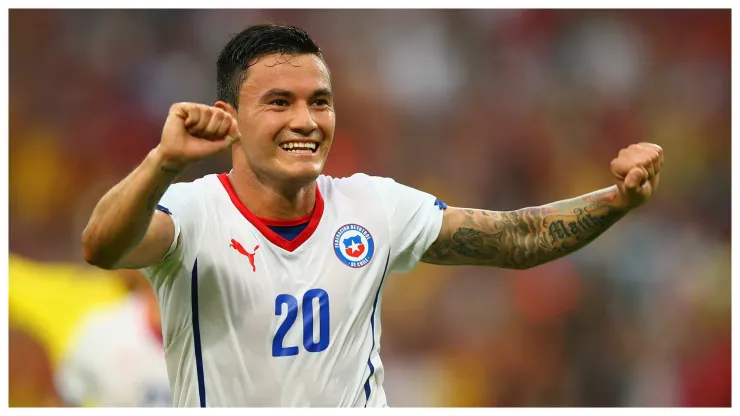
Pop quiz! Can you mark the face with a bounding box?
[219,53,335,186]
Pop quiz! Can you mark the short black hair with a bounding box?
[216,23,323,109]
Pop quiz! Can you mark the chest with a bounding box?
[192,204,391,336]
[211,225,387,299]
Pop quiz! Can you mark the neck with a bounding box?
[228,169,317,220]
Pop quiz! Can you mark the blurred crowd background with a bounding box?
[9,9,731,407]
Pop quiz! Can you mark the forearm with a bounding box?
[81,148,181,268]
[422,186,630,269]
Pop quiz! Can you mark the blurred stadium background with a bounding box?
[8,9,730,407]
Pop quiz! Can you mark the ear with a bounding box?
[214,100,237,117]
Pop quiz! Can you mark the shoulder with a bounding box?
[318,173,399,195]
[318,174,397,211]
[158,173,225,218]
[319,173,440,214]
[162,173,222,200]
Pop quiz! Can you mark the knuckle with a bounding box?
[647,143,663,156]
[610,159,620,170]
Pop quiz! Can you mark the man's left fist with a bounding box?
[610,142,663,208]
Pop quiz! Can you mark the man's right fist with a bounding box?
[156,102,242,171]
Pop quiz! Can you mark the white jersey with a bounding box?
[56,294,172,407]
[141,173,444,407]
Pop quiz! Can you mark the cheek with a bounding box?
[242,114,285,146]
[317,111,336,136]
[263,115,287,136]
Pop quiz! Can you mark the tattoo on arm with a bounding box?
[160,165,182,175]
[421,187,628,269]
[450,227,504,259]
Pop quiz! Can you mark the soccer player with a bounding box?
[81,23,664,407]
[56,274,171,407]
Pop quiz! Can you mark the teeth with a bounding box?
[280,142,317,151]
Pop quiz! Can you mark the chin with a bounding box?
[278,163,324,183]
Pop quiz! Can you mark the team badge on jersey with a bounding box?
[333,224,375,268]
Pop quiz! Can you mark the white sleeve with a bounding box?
[370,176,446,274]
[140,180,206,283]
[55,315,104,406]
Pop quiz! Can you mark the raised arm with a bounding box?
[81,149,182,270]
[81,103,240,270]
[421,143,663,270]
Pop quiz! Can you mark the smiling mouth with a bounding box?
[279,141,318,154]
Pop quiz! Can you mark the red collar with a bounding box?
[218,173,324,252]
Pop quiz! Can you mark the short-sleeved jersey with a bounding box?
[141,173,445,407]
[55,295,171,407]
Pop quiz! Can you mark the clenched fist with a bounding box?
[611,142,663,208]
[156,103,242,171]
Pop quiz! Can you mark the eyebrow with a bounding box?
[311,88,333,99]
[260,88,333,101]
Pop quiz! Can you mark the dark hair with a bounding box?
[216,23,323,109]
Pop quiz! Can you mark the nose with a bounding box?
[288,102,318,136]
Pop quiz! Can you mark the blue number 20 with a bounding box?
[272,288,330,357]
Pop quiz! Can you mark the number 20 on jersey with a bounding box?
[272,288,330,357]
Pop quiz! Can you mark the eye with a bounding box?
[270,99,289,107]
[312,99,330,107]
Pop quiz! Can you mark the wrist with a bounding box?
[584,186,633,213]
[612,186,639,212]
[148,147,187,177]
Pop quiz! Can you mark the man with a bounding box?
[81,23,663,407]
[55,271,171,407]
